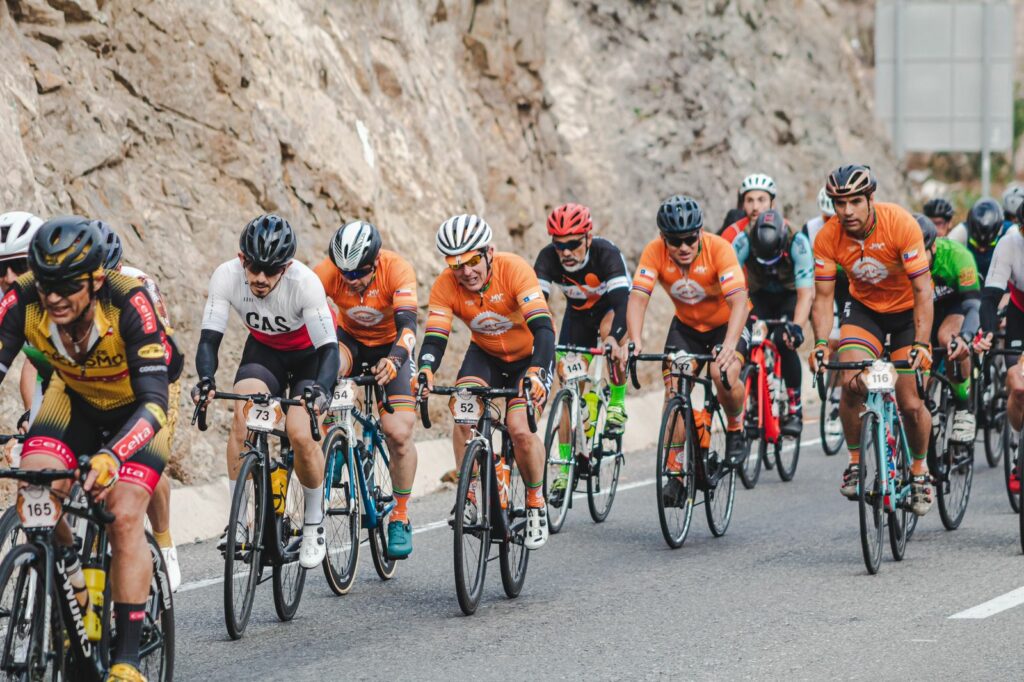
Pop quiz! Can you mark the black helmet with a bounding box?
[239,214,296,270]
[749,209,788,264]
[28,216,106,284]
[966,198,1003,246]
[657,195,703,234]
[825,164,877,199]
[922,197,954,222]
[913,213,938,250]
[95,221,123,269]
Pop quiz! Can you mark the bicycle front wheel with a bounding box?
[499,446,529,599]
[140,533,174,682]
[858,412,884,574]
[543,388,576,534]
[935,389,974,530]
[224,453,264,640]
[982,359,1005,468]
[738,370,761,489]
[453,440,490,615]
[704,406,737,537]
[322,429,360,595]
[0,506,25,567]
[272,463,307,622]
[887,426,910,562]
[0,543,59,681]
[655,398,694,549]
[587,397,621,523]
[821,370,845,456]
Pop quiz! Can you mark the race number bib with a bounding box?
[864,361,896,391]
[559,352,588,382]
[331,380,356,411]
[245,399,285,433]
[453,390,481,425]
[18,485,60,529]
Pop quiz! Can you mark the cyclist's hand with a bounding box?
[974,331,993,353]
[521,367,549,405]
[909,343,932,372]
[83,449,120,498]
[373,356,400,386]
[413,367,434,397]
[16,409,30,434]
[948,335,969,361]
[305,384,331,416]
[810,343,829,373]
[713,343,738,375]
[603,336,624,365]
[191,377,215,405]
[784,322,804,350]
[628,337,643,357]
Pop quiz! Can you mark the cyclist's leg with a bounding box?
[836,301,884,495]
[706,324,749,463]
[889,313,931,475]
[592,305,628,430]
[936,310,974,441]
[229,336,283,497]
[662,319,695,474]
[452,344,497,471]
[146,380,180,589]
[378,348,418,535]
[505,357,552,549]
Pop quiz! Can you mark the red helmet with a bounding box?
[546,203,593,236]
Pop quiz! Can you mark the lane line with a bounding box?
[949,586,1024,619]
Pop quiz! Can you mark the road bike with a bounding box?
[925,344,974,530]
[976,327,1008,469]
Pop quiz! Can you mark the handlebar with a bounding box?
[814,351,925,399]
[416,376,536,433]
[191,390,320,442]
[556,343,608,356]
[343,374,394,415]
[627,342,729,390]
[0,454,117,525]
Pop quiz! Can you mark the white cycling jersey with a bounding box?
[984,225,1024,292]
[947,222,968,246]
[201,259,336,351]
[804,215,827,246]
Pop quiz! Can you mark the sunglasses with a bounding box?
[244,260,286,277]
[552,238,585,251]
[341,266,374,281]
[446,252,485,271]
[663,232,700,248]
[36,278,87,298]
[0,258,29,276]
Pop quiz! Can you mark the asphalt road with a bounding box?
[170,432,1023,681]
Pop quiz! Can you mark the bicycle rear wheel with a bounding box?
[140,533,174,682]
[1004,419,1020,513]
[499,447,529,599]
[587,398,621,523]
[273,463,307,622]
[655,399,694,549]
[322,430,360,595]
[704,406,737,537]
[887,427,910,562]
[982,359,1005,468]
[543,389,576,534]
[935,391,974,530]
[0,543,60,680]
[739,370,761,489]
[367,441,398,580]
[774,384,800,481]
[224,453,264,640]
[858,412,884,574]
[453,440,490,615]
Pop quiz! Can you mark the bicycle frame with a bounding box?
[245,432,297,569]
[862,383,913,513]
[745,319,788,444]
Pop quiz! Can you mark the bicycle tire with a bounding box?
[982,359,1005,468]
[542,389,576,534]
[0,543,59,681]
[223,453,264,640]
[1019,481,1024,555]
[1004,418,1020,513]
[738,370,761,489]
[704,406,737,537]
[774,377,800,481]
[453,440,490,615]
[858,411,884,575]
[655,398,695,549]
[821,371,845,456]
[140,533,174,682]
[935,387,973,530]
[499,445,529,599]
[367,440,398,580]
[322,429,360,595]
[272,461,307,623]
[887,425,910,562]
[587,398,621,523]
[0,506,25,566]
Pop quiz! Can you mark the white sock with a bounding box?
[228,478,236,499]
[302,484,324,526]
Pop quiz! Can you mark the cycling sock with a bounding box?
[112,602,146,667]
[609,380,626,407]
[525,481,544,508]
[953,378,970,407]
[152,529,173,549]
[302,484,324,526]
[726,408,742,431]
[391,489,411,523]
[558,442,571,474]
[786,388,802,415]
[848,444,860,466]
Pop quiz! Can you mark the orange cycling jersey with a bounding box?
[632,232,747,332]
[425,252,551,363]
[314,249,418,347]
[813,202,930,314]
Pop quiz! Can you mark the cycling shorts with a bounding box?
[930,298,962,344]
[456,342,552,413]
[750,291,797,323]
[664,317,749,359]
[558,300,614,347]
[337,326,415,412]
[838,298,915,366]
[234,335,317,397]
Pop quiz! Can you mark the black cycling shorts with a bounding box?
[838,299,915,363]
[750,291,797,323]
[337,327,414,411]
[664,317,749,358]
[930,297,962,344]
[234,335,317,397]
[558,301,614,347]
[456,343,552,412]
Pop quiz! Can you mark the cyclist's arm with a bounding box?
[18,362,36,411]
[196,265,233,380]
[722,289,749,351]
[980,286,1003,333]
[810,278,836,345]
[951,246,982,339]
[959,295,981,340]
[0,286,30,386]
[627,242,660,346]
[910,273,934,346]
[600,244,631,341]
[791,232,815,328]
[533,247,556,302]
[387,269,419,366]
[732,232,749,266]
[301,287,341,391]
[418,281,454,374]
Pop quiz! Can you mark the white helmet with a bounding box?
[329,220,381,272]
[740,173,777,199]
[817,186,835,217]
[0,212,44,259]
[1002,185,1024,219]
[436,214,492,257]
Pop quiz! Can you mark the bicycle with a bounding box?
[320,370,398,595]
[924,343,974,530]
[418,377,538,616]
[629,345,738,549]
[193,388,320,640]
[820,368,845,456]
[0,457,174,681]
[738,318,801,488]
[815,353,925,574]
[976,327,1008,469]
[542,343,624,533]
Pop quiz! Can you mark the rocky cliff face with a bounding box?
[0,0,900,482]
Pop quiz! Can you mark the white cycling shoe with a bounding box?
[160,546,181,592]
[524,507,548,550]
[950,410,976,444]
[299,524,326,569]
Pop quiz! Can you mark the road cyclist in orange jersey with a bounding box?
[415,214,555,550]
[314,220,420,558]
[809,164,935,516]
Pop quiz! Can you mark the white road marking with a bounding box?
[949,586,1024,619]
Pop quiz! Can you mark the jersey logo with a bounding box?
[244,312,291,333]
[902,249,918,261]
[345,306,385,327]
[869,243,887,251]
[469,311,514,336]
[130,292,158,334]
[850,256,889,284]
[0,289,17,327]
[490,293,505,303]
[958,270,977,287]
[113,418,155,460]
[694,265,707,274]
[669,278,707,305]
[137,343,165,360]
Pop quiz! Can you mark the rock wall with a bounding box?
[0,0,901,483]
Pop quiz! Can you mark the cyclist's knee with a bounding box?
[383,411,415,445]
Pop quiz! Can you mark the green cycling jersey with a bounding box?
[931,238,980,302]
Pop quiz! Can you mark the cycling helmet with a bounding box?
[922,197,955,222]
[825,164,876,199]
[239,214,296,269]
[329,220,381,271]
[817,187,835,217]
[1002,185,1024,220]
[749,209,788,264]
[95,221,123,269]
[913,213,938,250]
[0,212,43,259]
[966,198,1003,245]
[436,214,492,256]
[546,203,592,236]
[656,195,704,234]
[27,216,106,284]
[740,173,777,199]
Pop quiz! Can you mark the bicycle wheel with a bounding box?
[0,543,60,681]
[774,387,801,481]
[453,440,490,615]
[0,506,25,565]
[367,440,398,581]
[738,370,762,489]
[1019,482,1024,555]
[586,398,621,523]
[704,406,737,537]
[272,463,307,622]
[322,429,360,595]
[983,359,1005,468]
[499,446,529,599]
[887,425,910,562]
[655,399,695,549]
[140,533,174,682]
[1004,418,1021,513]
[543,388,576,533]
[935,390,974,531]
[858,412,884,574]
[223,453,264,640]
[821,370,845,456]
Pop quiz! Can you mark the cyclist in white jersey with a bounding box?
[802,186,835,247]
[193,215,339,569]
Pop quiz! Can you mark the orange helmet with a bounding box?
[546,203,593,236]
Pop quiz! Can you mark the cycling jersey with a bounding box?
[802,215,827,246]
[632,232,747,333]
[733,229,814,293]
[930,238,980,303]
[813,202,930,314]
[720,216,749,244]
[947,220,1012,280]
[121,265,173,331]
[980,225,1024,332]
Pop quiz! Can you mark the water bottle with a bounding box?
[80,561,104,642]
[495,457,509,510]
[583,392,598,439]
[270,464,289,515]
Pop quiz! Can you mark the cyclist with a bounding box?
[809,165,934,516]
[923,197,956,238]
[627,194,750,499]
[415,214,554,550]
[313,220,419,558]
[948,197,1010,281]
[0,216,182,681]
[720,173,779,243]
[193,214,339,569]
[1003,185,1024,226]
[733,207,813,435]
[918,214,980,443]
[802,187,835,246]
